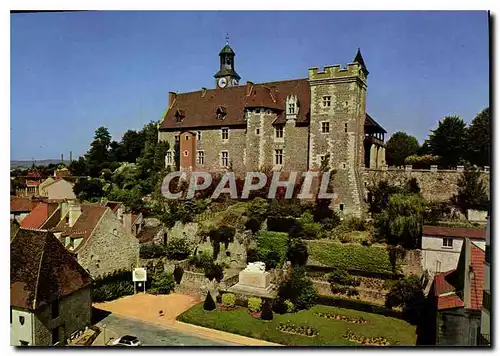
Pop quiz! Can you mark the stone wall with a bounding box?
[77,209,140,278]
[364,167,490,203]
[33,286,92,346]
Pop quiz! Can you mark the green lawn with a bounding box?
[307,240,401,274]
[177,303,416,346]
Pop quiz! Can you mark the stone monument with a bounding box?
[227,262,276,298]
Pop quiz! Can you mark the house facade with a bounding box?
[11,229,92,346]
[429,238,485,346]
[421,225,486,276]
[43,178,77,200]
[42,202,140,278]
[158,43,387,217]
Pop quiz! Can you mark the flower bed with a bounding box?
[314,312,367,324]
[343,329,389,346]
[277,322,318,337]
[249,311,262,319]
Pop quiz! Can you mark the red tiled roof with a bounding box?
[433,270,456,296]
[10,197,39,212]
[437,294,464,310]
[11,229,92,310]
[160,79,310,130]
[19,202,58,229]
[53,205,107,252]
[423,225,486,239]
[469,245,485,310]
[104,201,122,212]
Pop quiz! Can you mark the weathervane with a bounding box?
[225,33,229,44]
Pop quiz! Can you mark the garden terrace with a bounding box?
[178,304,416,346]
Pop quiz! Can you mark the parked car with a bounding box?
[111,335,142,346]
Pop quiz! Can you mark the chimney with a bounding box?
[246,81,254,96]
[201,87,207,98]
[123,212,132,233]
[117,204,124,222]
[68,202,82,227]
[61,153,64,163]
[60,200,69,219]
[69,151,73,163]
[168,92,177,108]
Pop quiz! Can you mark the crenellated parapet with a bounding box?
[308,62,367,85]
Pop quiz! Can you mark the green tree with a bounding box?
[366,180,403,215]
[278,266,317,310]
[466,107,490,167]
[121,129,145,163]
[385,275,425,324]
[451,166,489,213]
[69,156,88,177]
[86,127,112,177]
[427,116,467,168]
[375,193,426,248]
[106,186,144,212]
[73,178,105,202]
[385,132,420,167]
[286,238,309,266]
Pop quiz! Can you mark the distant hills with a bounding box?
[11,159,71,169]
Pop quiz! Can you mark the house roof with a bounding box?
[19,202,58,230]
[10,229,92,310]
[433,243,485,311]
[53,205,107,252]
[423,225,486,240]
[136,226,162,244]
[10,197,44,213]
[104,201,123,212]
[160,79,311,130]
[469,245,485,310]
[364,113,387,133]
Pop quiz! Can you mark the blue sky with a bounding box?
[11,11,489,160]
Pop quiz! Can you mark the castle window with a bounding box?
[174,135,179,143]
[175,109,185,122]
[320,155,327,164]
[288,103,296,114]
[321,122,330,133]
[323,96,331,107]
[221,151,229,167]
[345,123,348,133]
[197,151,205,165]
[275,149,283,165]
[275,125,284,138]
[339,204,344,211]
[185,135,190,140]
[256,129,260,135]
[183,150,189,157]
[221,128,229,140]
[197,131,202,140]
[285,95,299,119]
[165,152,173,165]
[216,106,227,120]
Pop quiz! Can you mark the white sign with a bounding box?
[132,268,147,282]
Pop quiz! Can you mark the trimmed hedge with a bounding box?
[307,241,402,275]
[316,295,405,320]
[92,269,134,302]
[256,231,288,267]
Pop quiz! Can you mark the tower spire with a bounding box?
[225,33,229,45]
[353,48,369,76]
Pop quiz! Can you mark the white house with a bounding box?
[421,225,486,276]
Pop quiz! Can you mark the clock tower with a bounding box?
[214,36,241,89]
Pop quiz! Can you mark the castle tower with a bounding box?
[214,35,241,89]
[307,49,369,217]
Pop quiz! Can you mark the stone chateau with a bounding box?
[159,42,387,217]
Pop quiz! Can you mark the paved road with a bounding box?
[97,314,234,347]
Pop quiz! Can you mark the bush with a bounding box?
[150,271,175,295]
[344,217,366,232]
[267,216,297,232]
[245,217,262,234]
[246,198,269,222]
[260,300,274,320]
[140,244,166,259]
[284,299,295,313]
[204,263,224,283]
[286,238,309,266]
[246,247,259,263]
[298,212,322,239]
[321,215,341,230]
[92,269,134,302]
[404,154,440,169]
[165,238,191,260]
[262,250,281,270]
[173,265,184,284]
[189,251,214,269]
[278,266,317,310]
[222,293,236,308]
[256,231,288,266]
[248,297,262,313]
[272,298,288,315]
[327,268,360,287]
[203,292,216,311]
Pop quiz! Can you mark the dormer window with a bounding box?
[285,95,299,120]
[216,106,227,120]
[175,109,185,123]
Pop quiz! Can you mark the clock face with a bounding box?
[218,77,227,88]
[232,79,239,86]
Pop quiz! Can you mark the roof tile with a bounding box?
[423,225,486,239]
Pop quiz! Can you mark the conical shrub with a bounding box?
[261,300,274,320]
[203,292,216,311]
